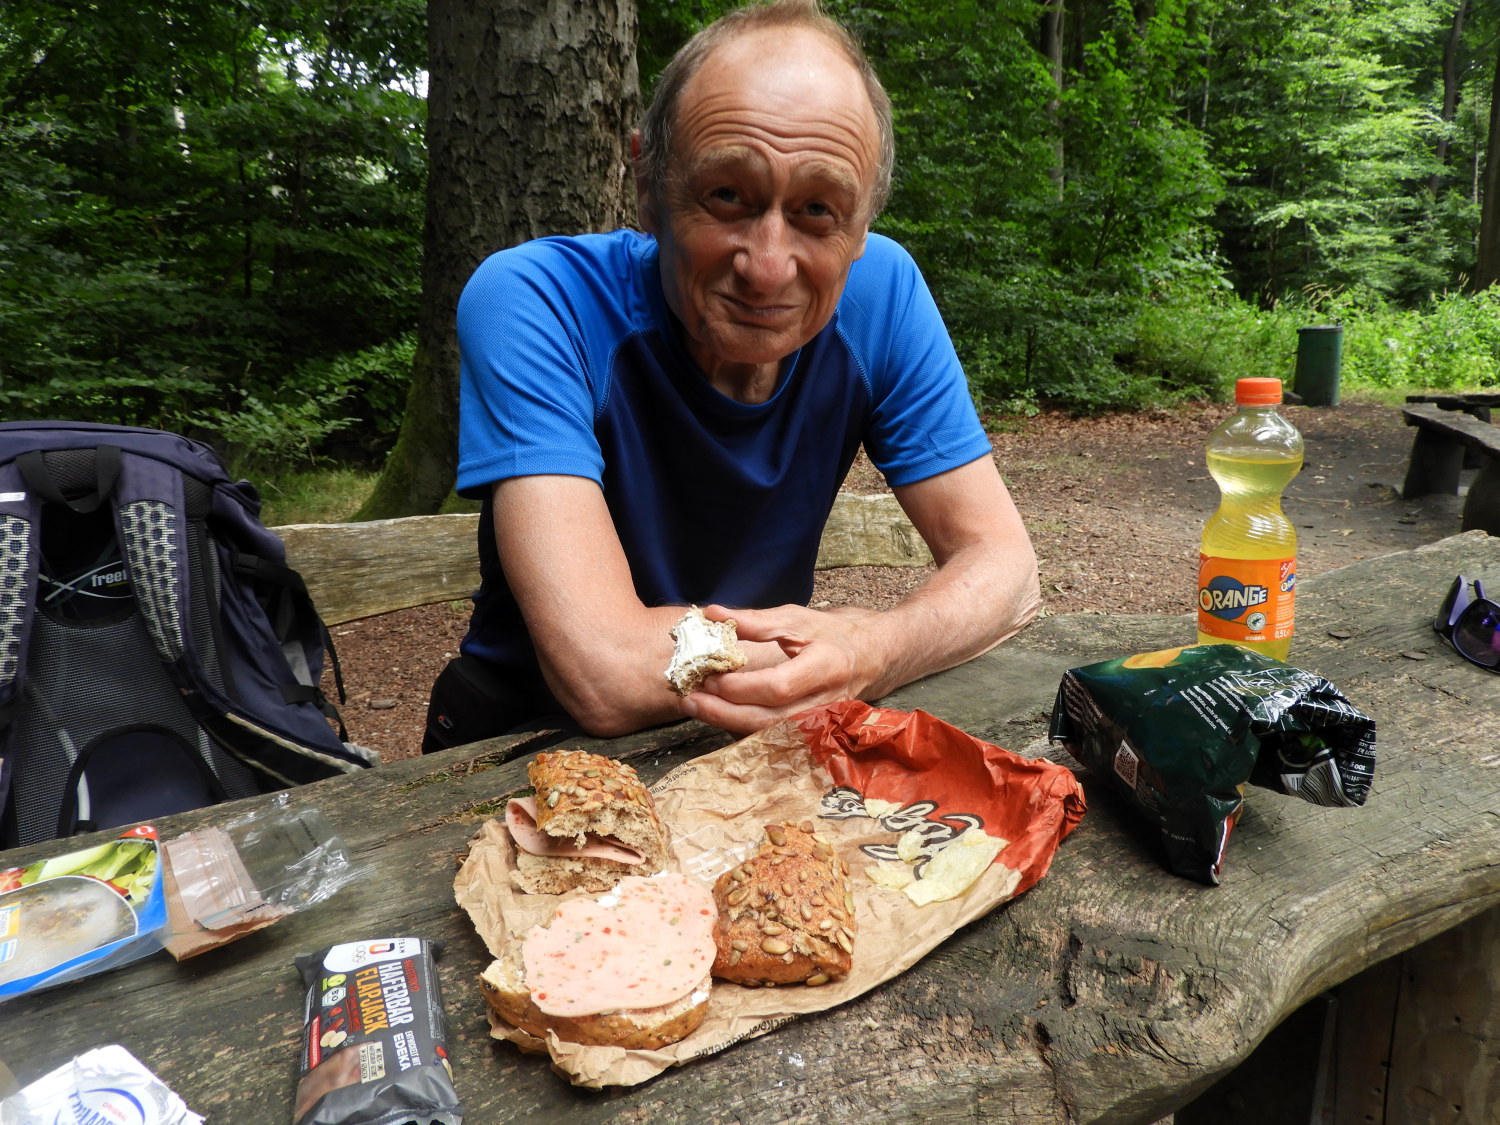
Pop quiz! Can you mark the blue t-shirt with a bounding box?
[455,229,990,698]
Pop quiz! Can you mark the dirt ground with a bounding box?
[329,397,1463,764]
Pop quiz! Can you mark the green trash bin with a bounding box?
[1295,325,1343,406]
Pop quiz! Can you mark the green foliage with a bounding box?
[256,464,479,527]
[1306,286,1500,391]
[256,466,380,527]
[4,0,1498,443]
[849,0,1227,410]
[1201,0,1484,303]
[1121,282,1500,405]
[0,0,424,456]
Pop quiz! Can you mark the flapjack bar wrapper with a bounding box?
[293,936,461,1125]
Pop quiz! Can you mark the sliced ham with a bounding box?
[522,873,717,1017]
[504,797,646,866]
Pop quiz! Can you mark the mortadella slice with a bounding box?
[504,797,646,866]
[521,873,717,1016]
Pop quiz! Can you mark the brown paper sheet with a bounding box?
[160,832,288,961]
[453,701,1086,1088]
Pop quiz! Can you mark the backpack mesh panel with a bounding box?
[10,612,208,844]
[7,498,260,845]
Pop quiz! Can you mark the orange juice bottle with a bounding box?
[1197,377,1304,661]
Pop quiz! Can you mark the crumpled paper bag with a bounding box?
[453,700,1086,1087]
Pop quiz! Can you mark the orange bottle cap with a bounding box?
[1235,377,1283,405]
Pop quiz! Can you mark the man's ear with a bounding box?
[630,131,658,233]
[853,226,869,261]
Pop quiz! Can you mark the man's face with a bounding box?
[638,27,881,395]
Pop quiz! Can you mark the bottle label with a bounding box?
[1197,554,1295,643]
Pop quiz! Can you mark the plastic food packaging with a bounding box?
[1049,643,1376,884]
[0,1044,203,1124]
[293,937,462,1125]
[161,797,368,960]
[0,825,168,1002]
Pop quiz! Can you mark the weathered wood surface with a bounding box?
[812,492,932,570]
[274,512,482,625]
[274,493,928,626]
[1381,907,1500,1123]
[3,531,1499,1125]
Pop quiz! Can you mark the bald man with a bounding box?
[422,0,1039,751]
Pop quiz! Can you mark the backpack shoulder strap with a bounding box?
[0,457,42,727]
[110,448,196,666]
[0,458,44,839]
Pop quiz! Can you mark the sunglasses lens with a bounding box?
[1452,603,1500,668]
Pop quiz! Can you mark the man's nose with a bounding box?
[735,211,796,290]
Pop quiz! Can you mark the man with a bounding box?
[422,0,1038,751]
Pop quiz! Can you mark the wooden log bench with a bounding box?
[1400,400,1500,536]
[273,492,930,626]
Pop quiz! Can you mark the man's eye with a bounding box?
[709,187,741,205]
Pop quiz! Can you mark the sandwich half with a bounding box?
[505,750,670,895]
[480,872,717,1050]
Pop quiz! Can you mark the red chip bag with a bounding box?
[796,701,1086,900]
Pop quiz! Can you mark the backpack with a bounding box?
[0,421,375,847]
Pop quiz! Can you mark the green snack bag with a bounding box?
[1048,644,1376,885]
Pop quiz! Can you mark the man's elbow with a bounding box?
[1011,571,1042,633]
[570,703,646,740]
[553,679,675,740]
[994,553,1042,641]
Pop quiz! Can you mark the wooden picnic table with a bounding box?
[3,530,1499,1124]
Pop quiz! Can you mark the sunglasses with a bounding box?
[1432,574,1500,672]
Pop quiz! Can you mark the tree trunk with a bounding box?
[1476,43,1500,291]
[356,0,639,520]
[1429,0,1469,196]
[1132,0,1155,39]
[1039,0,1064,196]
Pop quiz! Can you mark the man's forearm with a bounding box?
[848,539,1041,702]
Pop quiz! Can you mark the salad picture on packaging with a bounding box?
[1049,643,1376,885]
[0,825,168,1001]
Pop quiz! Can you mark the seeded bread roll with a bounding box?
[711,821,856,987]
[511,750,669,895]
[480,946,711,1051]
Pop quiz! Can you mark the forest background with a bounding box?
[2,0,1499,523]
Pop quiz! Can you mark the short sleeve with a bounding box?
[835,235,992,487]
[455,234,646,498]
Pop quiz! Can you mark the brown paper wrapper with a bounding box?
[453,700,1086,1088]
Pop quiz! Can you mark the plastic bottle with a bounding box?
[1196,377,1304,661]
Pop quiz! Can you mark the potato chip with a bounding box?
[862,797,901,820]
[904,829,1008,906]
[895,828,926,864]
[864,862,916,891]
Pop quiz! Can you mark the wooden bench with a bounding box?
[272,492,930,625]
[1400,400,1500,535]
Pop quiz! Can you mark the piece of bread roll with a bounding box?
[507,750,669,895]
[665,606,747,695]
[711,821,856,987]
[480,873,716,1050]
